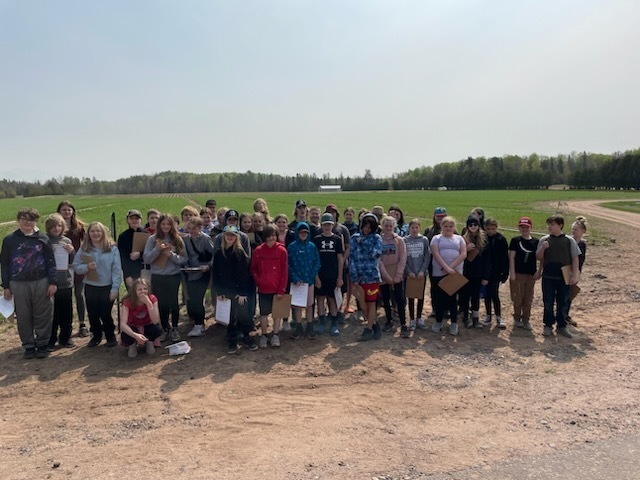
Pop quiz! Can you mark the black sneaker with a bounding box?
[46,344,56,352]
[105,338,118,348]
[305,323,316,339]
[35,347,49,359]
[87,337,101,347]
[243,337,259,351]
[227,343,238,355]
[400,325,410,338]
[358,328,374,342]
[463,318,473,328]
[372,323,382,340]
[382,320,394,332]
[557,327,573,339]
[60,340,76,348]
[23,348,36,360]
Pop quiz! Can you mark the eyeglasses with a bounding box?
[19,217,36,222]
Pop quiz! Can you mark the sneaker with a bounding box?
[187,324,205,337]
[245,338,259,351]
[46,344,56,352]
[463,318,472,328]
[567,316,578,327]
[382,320,394,332]
[449,322,459,336]
[372,323,382,340]
[23,348,36,360]
[158,330,167,342]
[227,343,238,355]
[60,340,76,348]
[522,320,533,331]
[305,323,316,339]
[431,322,443,333]
[497,316,507,329]
[282,320,292,332]
[557,327,573,338]
[78,325,89,337]
[291,323,304,339]
[87,337,101,347]
[514,320,524,329]
[105,338,118,348]
[417,318,427,329]
[259,334,268,349]
[169,328,181,342]
[481,315,492,326]
[358,328,374,342]
[315,319,325,335]
[400,325,410,338]
[128,343,138,358]
[330,324,340,337]
[473,318,483,329]
[145,341,155,355]
[35,347,49,359]
[409,319,416,331]
[543,326,553,336]
[270,334,281,348]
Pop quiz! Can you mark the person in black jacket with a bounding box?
[212,225,258,354]
[460,215,490,328]
[482,218,509,328]
[117,209,145,288]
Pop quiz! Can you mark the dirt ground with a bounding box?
[1,201,639,480]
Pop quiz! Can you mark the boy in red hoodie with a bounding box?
[250,224,288,348]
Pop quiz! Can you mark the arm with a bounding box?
[110,247,123,300]
[448,237,467,272]
[72,248,90,275]
[508,250,517,281]
[143,236,160,264]
[278,248,288,295]
[418,238,431,276]
[336,253,344,288]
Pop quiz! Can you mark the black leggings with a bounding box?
[84,284,115,341]
[151,273,181,330]
[432,276,457,323]
[460,277,482,320]
[380,282,406,325]
[186,276,209,325]
[484,280,501,316]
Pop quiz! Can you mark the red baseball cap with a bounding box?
[518,217,532,227]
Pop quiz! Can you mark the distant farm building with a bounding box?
[319,185,342,192]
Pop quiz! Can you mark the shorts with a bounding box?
[315,277,337,297]
[361,282,380,302]
[258,293,275,316]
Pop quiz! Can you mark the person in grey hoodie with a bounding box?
[184,218,214,337]
[143,214,188,342]
[403,219,431,331]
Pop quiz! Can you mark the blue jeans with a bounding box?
[542,277,569,328]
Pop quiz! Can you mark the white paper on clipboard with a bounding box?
[334,287,343,309]
[53,244,69,270]
[215,297,231,325]
[0,296,15,319]
[290,283,309,307]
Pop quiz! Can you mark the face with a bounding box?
[309,210,320,224]
[571,224,584,238]
[224,232,236,245]
[322,222,333,234]
[296,206,307,218]
[441,222,455,235]
[409,223,420,236]
[275,218,288,231]
[18,216,37,234]
[388,209,401,221]
[467,223,479,232]
[49,222,64,237]
[241,216,252,232]
[519,225,531,236]
[226,216,238,227]
[252,216,264,231]
[361,223,372,235]
[89,225,103,243]
[255,200,266,211]
[127,215,142,228]
[217,211,226,223]
[160,219,172,234]
[201,213,212,225]
[58,205,74,221]
[485,224,497,236]
[344,211,354,222]
[182,212,195,223]
[266,233,277,247]
[135,282,150,297]
[186,223,201,236]
[206,205,217,216]
[382,220,394,233]
[435,215,445,225]
[298,229,309,241]
[147,213,159,228]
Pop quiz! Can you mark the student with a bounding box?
[144,208,160,234]
[424,207,448,319]
[119,278,163,358]
[313,213,344,336]
[117,209,145,288]
[213,210,251,256]
[287,222,321,339]
[252,212,267,242]
[211,207,228,237]
[460,215,490,328]
[57,200,88,337]
[350,213,383,341]
[342,207,359,313]
[567,216,588,326]
[536,214,581,338]
[508,217,540,331]
[240,212,261,250]
[274,214,291,246]
[200,208,214,236]
[184,218,214,337]
[73,221,123,347]
[324,204,350,317]
[143,214,188,342]
[343,207,358,236]
[205,199,218,227]
[46,213,76,350]
[212,225,258,354]
[308,206,321,230]
[178,206,199,233]
[404,219,430,330]
[1,208,57,359]
[388,204,409,237]
[250,224,288,348]
[253,197,272,224]
[379,215,408,337]
[289,199,319,238]
[430,216,466,336]
[482,218,509,328]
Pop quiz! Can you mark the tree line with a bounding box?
[1,148,638,198]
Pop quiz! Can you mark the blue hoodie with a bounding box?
[349,231,383,284]
[287,222,320,285]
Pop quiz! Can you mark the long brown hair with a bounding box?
[57,200,85,234]
[156,214,185,255]
[123,278,152,306]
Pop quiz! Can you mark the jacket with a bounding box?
[72,245,122,294]
[250,242,288,294]
[486,233,509,282]
[212,247,252,297]
[143,234,188,276]
[287,223,321,285]
[349,231,382,284]
[379,232,407,285]
[1,229,57,287]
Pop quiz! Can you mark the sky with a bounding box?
[1,0,638,182]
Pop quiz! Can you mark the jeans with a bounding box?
[51,287,73,345]
[151,273,181,330]
[186,275,209,325]
[542,277,569,328]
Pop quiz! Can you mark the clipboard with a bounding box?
[466,246,479,262]
[81,254,99,282]
[290,283,309,307]
[570,284,581,301]
[561,265,580,285]
[382,262,397,282]
[438,272,468,296]
[215,297,231,325]
[272,294,291,318]
[132,232,150,253]
[153,252,169,269]
[405,276,426,299]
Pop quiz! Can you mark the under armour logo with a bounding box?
[321,240,334,249]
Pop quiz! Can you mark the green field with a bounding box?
[0,190,636,243]
[601,200,640,214]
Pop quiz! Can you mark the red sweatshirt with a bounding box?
[250,242,288,294]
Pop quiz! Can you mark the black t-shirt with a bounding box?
[509,236,539,275]
[313,233,344,280]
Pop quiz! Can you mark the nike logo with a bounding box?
[366,288,378,296]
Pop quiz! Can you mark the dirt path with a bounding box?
[0,206,639,479]
[564,198,640,228]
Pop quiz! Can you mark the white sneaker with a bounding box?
[270,334,280,348]
[187,325,205,337]
[128,343,138,358]
[259,335,268,349]
[417,318,427,329]
[409,319,416,331]
[145,341,155,355]
[282,321,291,332]
[481,315,492,326]
[449,322,459,336]
[497,316,507,329]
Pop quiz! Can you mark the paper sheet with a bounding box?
[0,296,15,319]
[215,297,231,325]
[334,287,343,309]
[290,282,309,307]
[52,244,69,270]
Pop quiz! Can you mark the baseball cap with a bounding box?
[295,199,307,209]
[434,207,447,217]
[225,210,239,220]
[223,225,239,234]
[205,199,217,207]
[321,213,335,224]
[127,209,142,218]
[325,203,338,213]
[518,217,533,227]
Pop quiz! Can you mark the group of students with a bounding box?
[0,197,587,359]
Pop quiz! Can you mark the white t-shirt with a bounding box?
[430,234,465,276]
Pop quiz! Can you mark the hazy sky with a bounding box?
[1,0,638,182]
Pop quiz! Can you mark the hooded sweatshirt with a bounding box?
[349,231,383,284]
[379,231,407,285]
[287,222,320,285]
[250,241,288,294]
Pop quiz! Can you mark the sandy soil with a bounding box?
[0,201,639,480]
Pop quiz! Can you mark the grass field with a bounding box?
[601,200,640,214]
[0,190,637,243]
